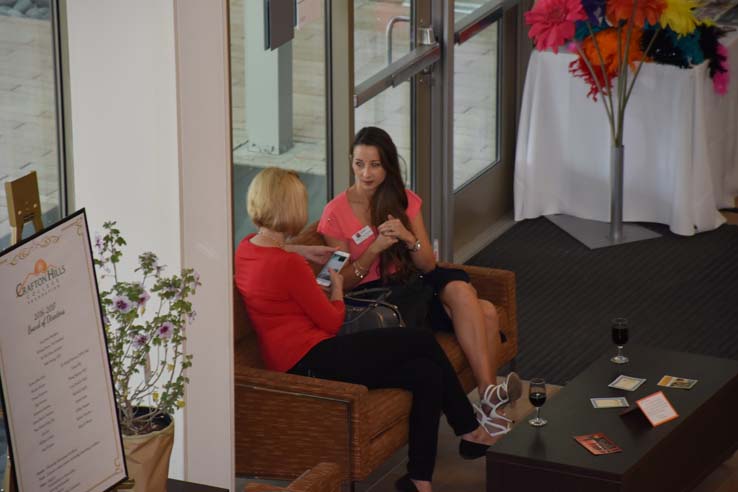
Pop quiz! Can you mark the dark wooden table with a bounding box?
[487,345,738,492]
[167,478,228,491]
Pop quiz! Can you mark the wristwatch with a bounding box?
[407,239,421,253]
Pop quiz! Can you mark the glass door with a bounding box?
[450,0,521,261]
[352,0,439,191]
[229,0,329,246]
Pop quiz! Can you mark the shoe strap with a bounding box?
[473,403,512,437]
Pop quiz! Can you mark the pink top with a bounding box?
[318,189,422,285]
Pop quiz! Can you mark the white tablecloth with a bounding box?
[514,33,738,236]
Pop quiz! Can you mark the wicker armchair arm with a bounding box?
[235,365,368,403]
[441,262,515,307]
[243,462,343,492]
[289,462,343,491]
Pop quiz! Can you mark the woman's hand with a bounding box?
[286,244,337,264]
[368,231,398,254]
[378,214,415,245]
[328,269,344,301]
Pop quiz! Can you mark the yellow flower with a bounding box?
[659,0,699,35]
[153,392,159,402]
[176,400,185,409]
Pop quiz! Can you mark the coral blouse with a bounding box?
[234,234,345,372]
[318,189,422,285]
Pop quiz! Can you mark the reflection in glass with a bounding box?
[355,85,412,188]
[453,21,499,190]
[0,7,61,250]
[353,0,412,83]
[230,0,327,247]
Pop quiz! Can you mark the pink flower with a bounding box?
[137,289,151,306]
[112,295,134,314]
[157,321,175,340]
[713,44,730,96]
[132,334,149,349]
[525,0,587,54]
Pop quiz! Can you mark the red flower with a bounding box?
[606,0,666,27]
[525,0,588,53]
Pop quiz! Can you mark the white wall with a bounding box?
[65,0,185,479]
[173,2,234,489]
[65,1,234,488]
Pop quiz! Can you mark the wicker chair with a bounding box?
[234,224,518,487]
[244,462,343,492]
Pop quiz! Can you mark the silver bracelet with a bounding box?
[407,239,421,253]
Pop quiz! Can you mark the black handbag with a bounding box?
[338,287,406,336]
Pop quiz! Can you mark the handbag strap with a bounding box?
[346,287,392,302]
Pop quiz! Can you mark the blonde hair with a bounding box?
[247,167,308,236]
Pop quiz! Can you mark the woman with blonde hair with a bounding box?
[235,167,503,492]
[318,127,521,437]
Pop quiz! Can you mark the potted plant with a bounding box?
[93,221,200,491]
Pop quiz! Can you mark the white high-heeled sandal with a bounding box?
[473,372,523,436]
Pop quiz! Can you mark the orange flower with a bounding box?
[570,27,648,100]
[607,0,666,27]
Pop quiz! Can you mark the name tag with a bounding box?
[352,225,374,245]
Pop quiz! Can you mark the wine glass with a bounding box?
[610,317,629,364]
[528,378,548,427]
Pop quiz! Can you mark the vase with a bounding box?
[609,144,624,242]
[118,410,174,492]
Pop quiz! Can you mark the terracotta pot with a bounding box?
[120,411,174,492]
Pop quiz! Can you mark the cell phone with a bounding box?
[316,251,350,287]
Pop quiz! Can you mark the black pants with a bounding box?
[289,328,479,481]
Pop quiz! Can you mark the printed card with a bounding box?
[636,391,679,427]
[608,375,646,392]
[591,397,629,408]
[574,433,623,455]
[657,375,698,390]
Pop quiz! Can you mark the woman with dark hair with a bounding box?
[318,127,521,437]
[236,167,503,492]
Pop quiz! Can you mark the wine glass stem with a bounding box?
[535,407,541,421]
[617,346,623,358]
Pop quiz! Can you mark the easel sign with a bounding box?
[0,209,126,492]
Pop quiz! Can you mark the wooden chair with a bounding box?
[244,462,343,492]
[4,171,44,245]
[234,223,518,488]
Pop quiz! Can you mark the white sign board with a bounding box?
[0,210,126,492]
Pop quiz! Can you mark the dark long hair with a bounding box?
[353,126,416,282]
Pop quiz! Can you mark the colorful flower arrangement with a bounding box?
[94,221,200,435]
[525,0,730,145]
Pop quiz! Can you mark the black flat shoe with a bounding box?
[459,439,490,460]
[395,474,419,492]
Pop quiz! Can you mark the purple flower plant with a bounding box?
[132,334,149,349]
[94,234,104,254]
[112,295,135,314]
[138,289,151,307]
[157,321,175,340]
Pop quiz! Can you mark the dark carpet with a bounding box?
[468,217,738,385]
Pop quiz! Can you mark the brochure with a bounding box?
[657,375,698,390]
[591,397,629,408]
[636,391,679,427]
[608,375,646,392]
[574,433,623,455]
